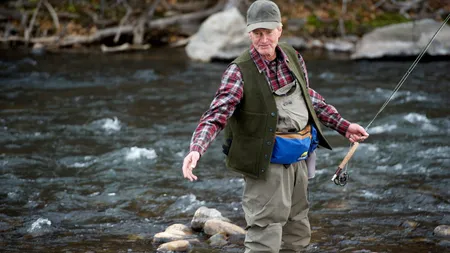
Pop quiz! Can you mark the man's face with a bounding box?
[249,27,282,60]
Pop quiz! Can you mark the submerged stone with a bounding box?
[156,239,190,252]
[434,225,450,238]
[400,220,419,229]
[208,233,228,247]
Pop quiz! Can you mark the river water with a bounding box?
[0,47,449,252]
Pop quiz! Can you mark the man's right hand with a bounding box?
[182,151,200,181]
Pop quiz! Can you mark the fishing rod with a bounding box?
[332,14,450,186]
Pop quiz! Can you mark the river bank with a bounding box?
[1,0,449,54]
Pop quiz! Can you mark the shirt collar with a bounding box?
[250,44,290,73]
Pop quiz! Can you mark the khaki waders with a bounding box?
[243,80,311,253]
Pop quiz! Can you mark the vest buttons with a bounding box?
[264,154,268,158]
[271,112,276,117]
[269,128,273,132]
[267,141,272,145]
[261,169,265,173]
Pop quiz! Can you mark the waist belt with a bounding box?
[270,124,318,165]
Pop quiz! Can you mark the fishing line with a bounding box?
[333,14,450,186]
[365,14,450,131]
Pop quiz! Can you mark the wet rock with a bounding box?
[127,234,145,241]
[191,206,230,231]
[156,240,190,252]
[400,220,419,229]
[154,208,244,249]
[153,223,194,244]
[208,233,228,247]
[434,225,450,238]
[185,7,249,62]
[166,224,193,235]
[352,19,450,59]
[203,219,246,236]
[308,39,324,49]
[31,43,45,55]
[281,36,307,50]
[324,39,354,52]
[153,232,186,244]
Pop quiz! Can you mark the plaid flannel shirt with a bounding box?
[190,45,350,155]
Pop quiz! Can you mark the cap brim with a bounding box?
[246,22,280,33]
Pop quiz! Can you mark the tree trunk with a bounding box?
[133,0,161,45]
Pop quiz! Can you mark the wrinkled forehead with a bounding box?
[251,28,277,33]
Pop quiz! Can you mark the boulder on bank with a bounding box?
[185,7,249,62]
[351,19,450,60]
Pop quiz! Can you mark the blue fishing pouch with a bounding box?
[271,125,318,164]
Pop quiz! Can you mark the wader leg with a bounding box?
[242,163,295,253]
[244,223,282,253]
[280,160,311,253]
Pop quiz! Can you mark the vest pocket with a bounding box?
[227,135,263,178]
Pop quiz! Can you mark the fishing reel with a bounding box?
[332,142,359,186]
[333,171,348,186]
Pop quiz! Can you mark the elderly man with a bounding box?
[182,0,368,252]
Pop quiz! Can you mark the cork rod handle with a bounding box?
[338,142,360,169]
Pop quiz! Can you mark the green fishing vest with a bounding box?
[223,43,332,179]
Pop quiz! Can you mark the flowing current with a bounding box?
[0,48,449,252]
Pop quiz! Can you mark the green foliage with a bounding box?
[344,20,355,34]
[67,4,77,13]
[307,15,323,27]
[368,13,410,28]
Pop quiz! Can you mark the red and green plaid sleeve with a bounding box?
[190,64,243,156]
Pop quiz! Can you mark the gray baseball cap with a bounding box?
[246,0,281,33]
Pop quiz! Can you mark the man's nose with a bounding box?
[260,34,268,42]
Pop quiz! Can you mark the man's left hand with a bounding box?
[345,123,369,143]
